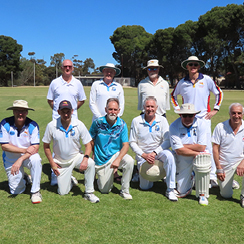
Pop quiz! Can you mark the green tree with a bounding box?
[83,58,95,74]
[110,25,152,84]
[0,35,23,86]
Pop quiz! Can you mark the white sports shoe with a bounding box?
[31,191,42,204]
[166,190,178,202]
[240,195,244,208]
[210,179,219,188]
[120,192,133,200]
[199,195,208,206]
[71,176,78,186]
[131,172,139,182]
[84,193,100,203]
[232,180,240,189]
[174,188,192,198]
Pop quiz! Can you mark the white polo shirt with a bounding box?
[89,79,124,121]
[169,117,207,163]
[129,114,170,157]
[47,75,86,119]
[137,76,170,115]
[42,117,92,163]
[212,120,244,170]
[171,73,223,118]
[0,116,40,163]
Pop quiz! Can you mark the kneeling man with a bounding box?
[129,96,177,201]
[89,98,134,200]
[43,100,99,203]
[0,100,42,204]
[212,103,244,207]
[169,103,211,205]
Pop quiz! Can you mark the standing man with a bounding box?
[47,59,86,120]
[0,100,42,204]
[169,104,211,206]
[42,100,99,203]
[89,98,134,200]
[212,103,244,207]
[129,96,177,201]
[47,59,86,185]
[171,56,224,187]
[138,59,170,117]
[89,63,124,122]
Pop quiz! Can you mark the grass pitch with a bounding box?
[0,86,244,243]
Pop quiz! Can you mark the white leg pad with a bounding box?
[193,154,211,198]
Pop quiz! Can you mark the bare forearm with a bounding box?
[47,100,54,109]
[77,100,85,109]
[183,144,206,152]
[1,144,26,154]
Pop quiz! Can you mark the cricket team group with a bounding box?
[1,56,244,207]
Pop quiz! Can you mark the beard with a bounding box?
[108,114,117,121]
[148,73,158,79]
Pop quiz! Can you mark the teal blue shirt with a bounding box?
[89,116,128,166]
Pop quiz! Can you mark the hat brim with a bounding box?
[143,65,164,70]
[99,66,121,76]
[6,107,34,111]
[181,60,205,70]
[139,160,166,182]
[174,109,200,115]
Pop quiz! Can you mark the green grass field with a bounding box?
[0,86,244,243]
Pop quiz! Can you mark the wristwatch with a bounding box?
[84,155,89,159]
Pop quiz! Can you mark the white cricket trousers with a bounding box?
[138,150,176,190]
[4,153,42,194]
[95,152,134,194]
[55,154,95,195]
[218,160,244,198]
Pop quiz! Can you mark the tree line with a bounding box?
[0,4,243,87]
[110,4,244,88]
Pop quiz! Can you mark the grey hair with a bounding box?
[143,96,157,107]
[106,98,120,108]
[229,103,244,114]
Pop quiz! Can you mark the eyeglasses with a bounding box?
[148,67,158,71]
[182,114,194,118]
[63,65,73,68]
[188,63,199,67]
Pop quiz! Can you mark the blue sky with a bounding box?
[1,1,243,69]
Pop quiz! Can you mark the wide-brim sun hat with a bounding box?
[139,160,166,182]
[174,103,200,115]
[99,63,121,76]
[143,59,164,69]
[181,56,205,70]
[6,100,35,111]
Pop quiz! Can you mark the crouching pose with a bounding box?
[89,98,134,200]
[0,100,42,204]
[212,103,244,207]
[169,103,211,205]
[43,100,99,203]
[129,96,177,201]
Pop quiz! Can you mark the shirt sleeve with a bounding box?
[170,83,181,110]
[77,82,87,101]
[89,83,102,119]
[169,123,184,151]
[0,120,10,144]
[207,76,223,111]
[129,119,144,156]
[211,123,221,145]
[78,121,92,145]
[42,123,52,144]
[118,85,125,117]
[137,83,143,111]
[28,121,40,145]
[47,81,54,100]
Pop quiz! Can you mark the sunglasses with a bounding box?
[188,63,199,67]
[182,114,194,118]
[148,67,158,71]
